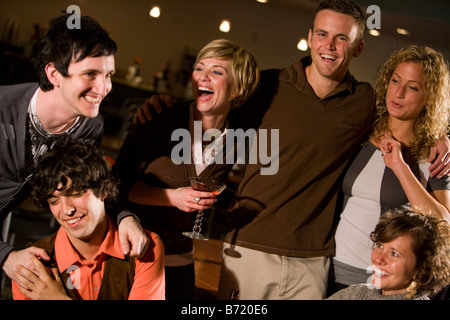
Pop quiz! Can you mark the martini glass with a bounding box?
[182,177,226,240]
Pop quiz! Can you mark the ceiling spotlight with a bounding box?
[149,6,161,18]
[256,0,268,3]
[297,39,308,51]
[219,20,231,33]
[369,29,381,36]
[396,28,410,36]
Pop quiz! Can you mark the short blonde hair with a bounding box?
[372,45,450,160]
[194,39,260,109]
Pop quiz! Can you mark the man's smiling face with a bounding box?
[308,9,363,82]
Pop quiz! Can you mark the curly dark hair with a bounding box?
[31,135,119,209]
[371,208,450,298]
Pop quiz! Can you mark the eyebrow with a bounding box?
[392,72,424,86]
[314,29,349,38]
[386,242,410,257]
[197,62,228,72]
[314,28,327,34]
[83,68,116,74]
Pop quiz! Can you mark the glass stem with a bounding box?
[193,210,204,235]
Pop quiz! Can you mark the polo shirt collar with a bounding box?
[288,56,355,98]
[54,216,125,273]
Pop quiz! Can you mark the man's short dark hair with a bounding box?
[314,0,366,42]
[35,14,117,91]
[31,135,119,209]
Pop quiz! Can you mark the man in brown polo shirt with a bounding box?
[218,0,373,299]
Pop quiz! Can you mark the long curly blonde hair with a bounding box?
[371,45,450,160]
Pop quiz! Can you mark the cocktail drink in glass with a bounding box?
[182,177,226,240]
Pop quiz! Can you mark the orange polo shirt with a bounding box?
[12,216,165,300]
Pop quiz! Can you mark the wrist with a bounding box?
[1,251,11,270]
[0,243,15,269]
[391,161,411,177]
[165,188,176,207]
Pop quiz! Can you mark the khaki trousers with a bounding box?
[217,243,330,300]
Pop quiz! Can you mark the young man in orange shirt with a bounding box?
[12,137,165,300]
[0,14,148,294]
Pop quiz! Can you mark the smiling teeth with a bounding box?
[320,54,337,61]
[198,86,213,92]
[373,266,391,276]
[67,217,81,224]
[85,96,101,103]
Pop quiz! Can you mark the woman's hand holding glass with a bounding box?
[168,186,217,212]
[182,177,226,240]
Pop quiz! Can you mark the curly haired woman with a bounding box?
[329,45,450,296]
[328,208,450,300]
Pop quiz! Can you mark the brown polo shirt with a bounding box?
[225,56,376,258]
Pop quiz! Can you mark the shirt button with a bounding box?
[94,286,99,291]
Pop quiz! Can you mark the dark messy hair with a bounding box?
[31,135,119,209]
[35,14,117,91]
[314,0,366,42]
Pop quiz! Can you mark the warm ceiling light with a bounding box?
[149,6,160,18]
[369,29,381,36]
[256,0,268,3]
[297,39,308,51]
[219,20,231,33]
[396,28,410,35]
